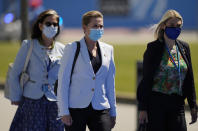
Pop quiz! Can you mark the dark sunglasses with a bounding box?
[45,22,58,27]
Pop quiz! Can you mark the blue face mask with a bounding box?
[165,27,181,40]
[89,29,104,41]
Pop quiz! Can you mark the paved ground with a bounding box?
[1,91,198,131]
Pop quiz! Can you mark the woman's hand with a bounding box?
[61,115,73,126]
[139,111,148,124]
[189,108,197,125]
[11,101,20,106]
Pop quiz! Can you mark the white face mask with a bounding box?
[43,25,58,39]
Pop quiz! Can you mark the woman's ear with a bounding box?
[39,23,43,31]
[82,25,86,32]
[161,23,166,30]
[82,25,87,34]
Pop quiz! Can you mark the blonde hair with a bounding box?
[82,10,103,26]
[154,9,183,41]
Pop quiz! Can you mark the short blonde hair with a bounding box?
[154,9,183,41]
[82,10,103,26]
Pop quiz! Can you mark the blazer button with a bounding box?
[91,88,95,92]
[92,76,96,80]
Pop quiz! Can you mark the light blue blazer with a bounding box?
[9,39,65,101]
[57,38,116,117]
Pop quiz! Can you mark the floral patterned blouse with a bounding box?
[152,45,188,95]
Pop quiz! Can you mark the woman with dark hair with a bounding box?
[9,9,64,130]
[137,9,197,131]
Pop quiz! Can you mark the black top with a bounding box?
[137,39,197,111]
[88,43,102,74]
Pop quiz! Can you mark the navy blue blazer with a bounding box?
[137,39,197,111]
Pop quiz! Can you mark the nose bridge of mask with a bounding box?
[51,24,59,29]
[48,25,57,29]
[91,28,104,34]
[49,24,55,28]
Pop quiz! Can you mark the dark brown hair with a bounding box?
[31,9,60,39]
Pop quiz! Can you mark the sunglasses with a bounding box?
[45,22,58,27]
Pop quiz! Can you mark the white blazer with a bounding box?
[57,38,116,117]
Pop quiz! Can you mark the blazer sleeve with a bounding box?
[106,46,116,116]
[9,40,30,101]
[57,43,76,116]
[183,43,197,110]
[137,43,154,111]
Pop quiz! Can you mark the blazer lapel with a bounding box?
[33,39,47,68]
[80,38,95,76]
[96,41,107,75]
[154,40,165,68]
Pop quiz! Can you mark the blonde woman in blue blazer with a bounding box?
[57,11,116,131]
[9,10,64,130]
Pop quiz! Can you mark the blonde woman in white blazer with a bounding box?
[57,11,116,131]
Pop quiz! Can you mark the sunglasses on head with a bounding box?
[45,22,58,27]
